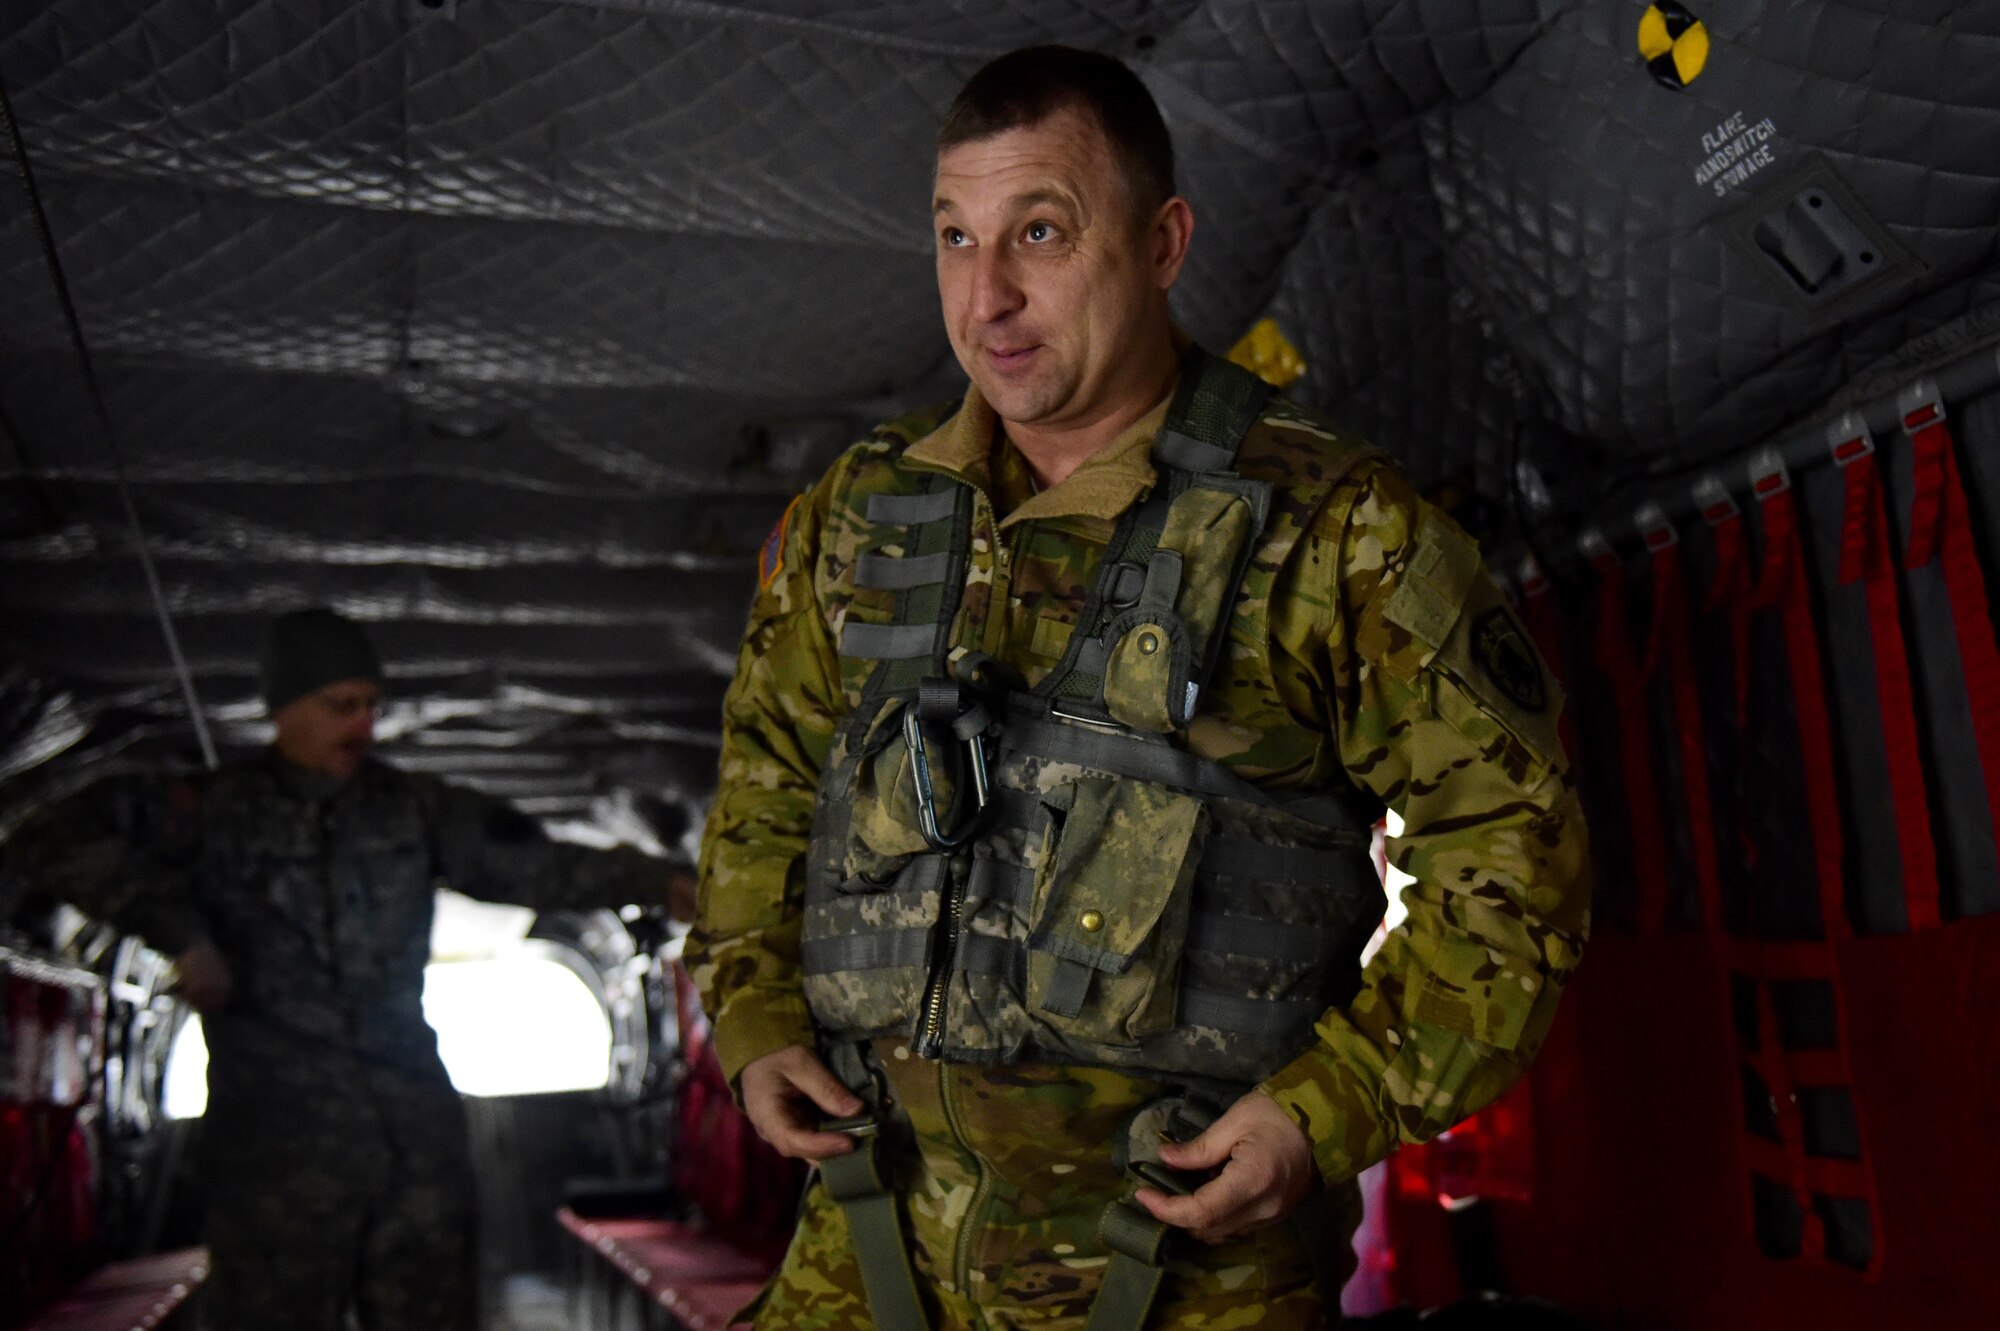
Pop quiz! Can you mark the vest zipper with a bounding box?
[916,863,967,1058]
[918,496,1001,1057]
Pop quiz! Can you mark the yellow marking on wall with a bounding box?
[1639,3,1709,89]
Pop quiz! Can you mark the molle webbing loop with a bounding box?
[841,474,974,699]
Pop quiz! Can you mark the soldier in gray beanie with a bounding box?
[8,606,681,1330]
[259,606,384,714]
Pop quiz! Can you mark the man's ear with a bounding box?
[1152,196,1194,290]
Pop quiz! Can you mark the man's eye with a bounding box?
[941,227,968,247]
[1024,222,1053,243]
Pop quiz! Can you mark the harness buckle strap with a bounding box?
[1693,473,1739,526]
[1746,446,1791,500]
[1897,380,1946,437]
[821,1114,882,1143]
[1047,700,1124,732]
[1634,501,1678,553]
[815,1127,933,1331]
[1827,411,1874,467]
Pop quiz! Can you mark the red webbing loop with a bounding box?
[1645,529,1725,932]
[1703,507,1754,732]
[1752,978,1827,1260]
[1902,402,2000,895]
[1592,549,1671,934]
[1750,483,1849,940]
[1720,936,1835,981]
[1738,1137,1876,1204]
[1784,1048,1852,1089]
[1836,442,1941,930]
[1722,472,1882,1272]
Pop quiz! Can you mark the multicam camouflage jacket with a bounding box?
[7,753,658,1154]
[690,352,1590,1187]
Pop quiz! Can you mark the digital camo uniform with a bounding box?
[689,348,1591,1330]
[7,754,660,1331]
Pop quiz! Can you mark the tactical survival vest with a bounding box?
[799,350,1388,1093]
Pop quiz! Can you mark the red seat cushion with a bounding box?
[558,1209,774,1331]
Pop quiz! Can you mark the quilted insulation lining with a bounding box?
[3,0,1998,828]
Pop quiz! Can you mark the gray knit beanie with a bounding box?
[260,608,383,713]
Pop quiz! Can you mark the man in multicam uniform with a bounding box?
[6,608,676,1331]
[688,45,1589,1331]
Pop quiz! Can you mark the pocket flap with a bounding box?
[1029,777,1204,976]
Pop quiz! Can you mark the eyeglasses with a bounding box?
[314,691,384,720]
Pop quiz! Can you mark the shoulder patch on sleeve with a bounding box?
[758,493,803,592]
[1469,605,1549,714]
[1432,576,1566,774]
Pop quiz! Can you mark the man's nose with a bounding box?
[968,248,1024,325]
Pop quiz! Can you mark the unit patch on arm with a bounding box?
[758,494,802,591]
[1471,606,1547,714]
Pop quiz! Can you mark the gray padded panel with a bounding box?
[3,0,1998,836]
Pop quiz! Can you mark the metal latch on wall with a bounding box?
[1734,165,1910,309]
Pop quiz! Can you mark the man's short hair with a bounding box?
[938,45,1176,224]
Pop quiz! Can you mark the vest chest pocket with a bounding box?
[1025,775,1205,1046]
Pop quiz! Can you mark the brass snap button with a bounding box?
[1079,910,1104,932]
[1137,631,1160,656]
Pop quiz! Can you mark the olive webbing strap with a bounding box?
[1035,490,1173,703]
[1153,348,1273,488]
[1084,1200,1173,1331]
[1004,708,1375,836]
[1038,349,1263,707]
[817,1139,932,1331]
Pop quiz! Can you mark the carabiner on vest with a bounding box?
[901,699,991,851]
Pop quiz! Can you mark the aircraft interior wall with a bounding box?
[4,4,2000,1330]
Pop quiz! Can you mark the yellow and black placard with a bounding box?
[1639,2,1709,90]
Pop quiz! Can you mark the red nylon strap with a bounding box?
[1592,551,1671,934]
[1750,977,1826,1259]
[1836,445,1941,930]
[1646,534,1724,931]
[1739,1136,1875,1203]
[1903,404,2000,896]
[1750,485,1849,941]
[1726,477,1882,1269]
[1703,509,1754,730]
[1721,936,1834,981]
[1785,1048,1852,1090]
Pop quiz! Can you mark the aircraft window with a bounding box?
[425,955,615,1097]
[160,954,615,1117]
[162,1012,209,1121]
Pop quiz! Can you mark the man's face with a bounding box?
[272,678,381,783]
[934,107,1184,432]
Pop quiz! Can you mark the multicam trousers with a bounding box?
[753,1042,1357,1331]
